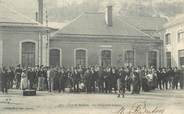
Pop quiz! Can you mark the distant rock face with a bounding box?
[1,0,184,22]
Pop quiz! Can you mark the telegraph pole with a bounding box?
[37,0,44,66]
[38,0,44,24]
[46,8,49,66]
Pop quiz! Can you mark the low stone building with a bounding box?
[50,6,166,68]
[0,3,52,67]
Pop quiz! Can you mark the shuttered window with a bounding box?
[148,51,157,68]
[50,49,60,67]
[22,42,35,67]
[166,52,171,67]
[76,49,86,66]
[101,50,111,67]
[179,50,184,68]
[125,50,134,66]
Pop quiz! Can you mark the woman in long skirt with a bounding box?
[21,70,28,90]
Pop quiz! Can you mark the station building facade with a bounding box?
[3,3,180,69]
[50,6,166,68]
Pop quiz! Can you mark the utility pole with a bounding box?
[37,0,44,66]
[46,8,49,66]
[38,0,44,24]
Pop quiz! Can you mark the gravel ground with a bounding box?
[0,89,184,114]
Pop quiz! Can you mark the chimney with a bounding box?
[105,5,113,26]
[37,0,44,24]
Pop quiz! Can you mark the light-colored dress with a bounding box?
[21,72,28,90]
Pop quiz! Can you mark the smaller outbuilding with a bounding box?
[0,3,54,67]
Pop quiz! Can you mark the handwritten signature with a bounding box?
[118,102,165,114]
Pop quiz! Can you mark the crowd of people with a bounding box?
[0,64,184,98]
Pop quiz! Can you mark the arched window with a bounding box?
[148,51,157,68]
[75,49,87,66]
[101,50,111,67]
[49,49,60,67]
[165,33,171,45]
[125,50,134,66]
[22,42,36,67]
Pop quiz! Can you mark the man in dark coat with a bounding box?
[161,68,168,90]
[58,68,65,93]
[1,67,8,94]
[118,67,127,98]
[111,67,118,93]
[173,67,179,89]
[179,68,184,89]
[73,68,81,92]
[104,68,111,93]
[37,68,45,91]
[27,68,35,89]
[43,68,48,91]
[98,67,104,93]
[0,69,1,91]
[168,67,174,89]
[126,67,132,92]
[93,67,99,92]
[8,67,15,89]
[15,65,22,89]
[54,68,59,91]
[84,69,91,93]
[33,68,38,89]
[90,68,96,93]
[157,68,163,90]
[132,68,141,94]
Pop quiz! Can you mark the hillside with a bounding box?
[1,0,184,23]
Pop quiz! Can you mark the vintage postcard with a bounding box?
[0,0,184,114]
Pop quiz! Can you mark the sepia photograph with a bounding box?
[0,0,184,114]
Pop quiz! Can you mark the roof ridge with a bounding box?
[51,13,84,37]
[117,17,154,39]
[52,11,160,39]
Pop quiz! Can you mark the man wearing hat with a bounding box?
[1,67,8,94]
[15,65,22,89]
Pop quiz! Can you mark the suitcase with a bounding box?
[22,89,36,96]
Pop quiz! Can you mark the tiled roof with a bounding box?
[53,12,155,40]
[120,16,167,31]
[0,3,39,26]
